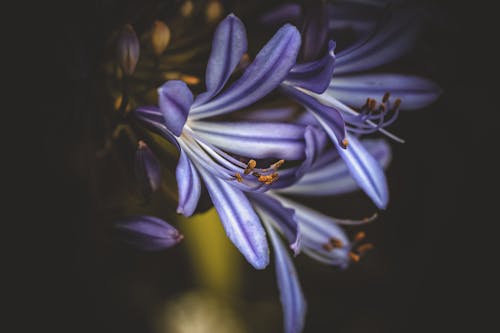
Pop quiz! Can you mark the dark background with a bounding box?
[13,0,493,332]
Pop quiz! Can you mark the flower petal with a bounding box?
[135,141,161,197]
[328,73,442,110]
[197,166,269,269]
[278,139,392,196]
[250,193,300,255]
[274,195,351,268]
[281,84,347,147]
[300,0,329,62]
[335,8,422,75]
[176,148,202,217]
[264,219,306,333]
[190,121,308,160]
[190,24,301,119]
[285,40,336,94]
[193,14,248,106]
[158,80,193,136]
[114,215,183,251]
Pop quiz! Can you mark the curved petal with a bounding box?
[190,121,308,160]
[158,80,193,136]
[330,134,389,209]
[285,40,336,94]
[300,0,328,62]
[193,14,248,106]
[278,139,392,196]
[273,195,351,268]
[176,149,202,217]
[114,215,183,251]
[264,219,306,333]
[281,85,347,147]
[190,24,301,119]
[197,166,269,269]
[329,74,442,110]
[134,141,161,196]
[335,8,422,75]
[250,193,300,254]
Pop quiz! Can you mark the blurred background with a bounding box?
[20,0,491,332]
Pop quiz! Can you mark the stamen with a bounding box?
[244,159,257,175]
[356,243,374,254]
[367,98,377,110]
[258,173,279,185]
[234,173,243,183]
[341,138,349,148]
[329,238,344,248]
[349,252,360,262]
[322,243,334,251]
[354,231,366,242]
[392,98,402,111]
[270,159,285,170]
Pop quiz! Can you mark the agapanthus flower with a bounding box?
[260,0,441,209]
[133,14,331,269]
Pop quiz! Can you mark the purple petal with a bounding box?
[250,193,300,255]
[259,3,302,26]
[193,14,248,106]
[190,121,308,160]
[329,73,442,110]
[134,141,161,196]
[335,8,422,74]
[190,24,301,119]
[158,80,193,136]
[176,149,202,217]
[265,220,306,333]
[114,215,183,251]
[333,134,389,209]
[285,40,336,94]
[281,85,347,147]
[197,167,269,269]
[278,139,392,196]
[275,195,351,268]
[300,0,329,62]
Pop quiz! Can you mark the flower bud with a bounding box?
[151,20,171,56]
[116,24,140,76]
[114,215,183,251]
[206,0,223,23]
[134,140,161,197]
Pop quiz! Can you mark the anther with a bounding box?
[244,159,257,175]
[354,231,366,242]
[322,243,334,251]
[234,173,243,183]
[258,173,279,185]
[392,98,402,111]
[329,238,344,248]
[349,252,360,262]
[367,98,377,110]
[382,92,390,103]
[341,138,349,148]
[357,243,374,254]
[270,159,285,170]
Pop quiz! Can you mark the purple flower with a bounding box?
[134,140,161,198]
[133,14,327,269]
[114,215,183,251]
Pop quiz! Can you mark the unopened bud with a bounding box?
[135,140,161,198]
[206,0,223,23]
[116,24,140,76]
[151,20,171,56]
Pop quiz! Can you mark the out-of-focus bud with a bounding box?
[180,0,194,17]
[116,24,140,76]
[134,140,161,197]
[151,20,171,56]
[114,215,183,251]
[206,0,223,23]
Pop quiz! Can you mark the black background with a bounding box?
[11,0,494,332]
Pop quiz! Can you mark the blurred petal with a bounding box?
[191,24,301,119]
[259,3,302,26]
[329,74,442,110]
[250,193,300,255]
[335,8,422,74]
[176,149,202,217]
[264,219,306,333]
[135,141,161,196]
[158,80,193,136]
[281,85,346,146]
[194,14,248,106]
[300,0,329,62]
[190,121,308,160]
[274,195,351,268]
[285,40,336,94]
[198,167,269,269]
[278,139,392,196]
[114,215,183,251]
[134,106,180,148]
